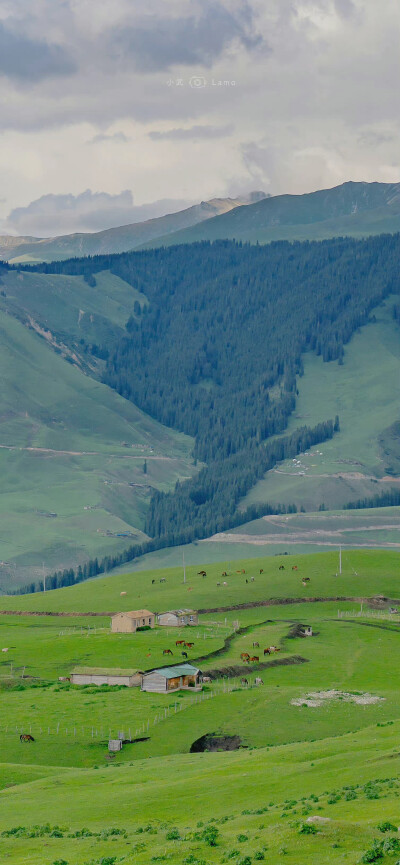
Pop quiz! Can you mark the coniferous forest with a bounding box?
[15,232,400,592]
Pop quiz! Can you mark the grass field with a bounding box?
[1,549,400,863]
[0,305,194,591]
[241,295,400,514]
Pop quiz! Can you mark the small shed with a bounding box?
[70,667,143,687]
[111,610,155,633]
[158,609,198,627]
[141,663,202,693]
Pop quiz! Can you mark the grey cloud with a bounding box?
[89,131,130,144]
[0,21,76,82]
[149,123,234,141]
[108,1,265,72]
[4,189,194,236]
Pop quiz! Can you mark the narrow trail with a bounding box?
[0,445,174,459]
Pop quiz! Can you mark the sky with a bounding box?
[1,0,399,236]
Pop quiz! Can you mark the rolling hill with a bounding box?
[0,191,266,264]
[139,180,400,248]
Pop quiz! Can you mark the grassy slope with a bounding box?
[1,551,400,863]
[0,269,147,365]
[240,295,400,514]
[0,308,194,590]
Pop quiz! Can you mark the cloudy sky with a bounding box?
[0,0,399,235]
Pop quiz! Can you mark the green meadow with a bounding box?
[1,549,400,863]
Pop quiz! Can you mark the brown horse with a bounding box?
[20,734,35,742]
[250,656,259,662]
[163,649,173,655]
[176,640,185,646]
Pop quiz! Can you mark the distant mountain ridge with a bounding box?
[0,191,267,264]
[138,180,400,249]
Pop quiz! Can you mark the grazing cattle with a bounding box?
[20,734,35,743]
[202,676,211,683]
[259,569,264,574]
[251,577,255,582]
[163,649,173,655]
[246,579,248,583]
[236,570,241,574]
[185,642,194,649]
[222,572,227,577]
[241,569,246,574]
[176,640,185,646]
[120,591,127,596]
[303,577,310,582]
[1,648,8,653]
[160,578,166,583]
[223,581,227,586]
[198,570,207,577]
[250,656,259,663]
[216,582,221,586]
[255,677,264,686]
[152,579,156,584]
[241,678,249,686]
[253,641,259,648]
[279,565,285,570]
[182,651,188,659]
[292,566,298,571]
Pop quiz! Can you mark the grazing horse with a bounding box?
[222,571,227,577]
[240,652,250,660]
[279,565,285,570]
[152,579,156,584]
[20,734,35,742]
[253,641,259,648]
[292,565,298,571]
[198,570,207,576]
[250,656,259,663]
[251,577,255,582]
[259,569,264,574]
[163,648,173,655]
[240,678,249,686]
[185,642,194,649]
[182,651,188,659]
[246,579,248,583]
[176,640,185,646]
[255,677,264,686]
[216,582,221,586]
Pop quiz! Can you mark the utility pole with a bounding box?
[339,545,342,576]
[43,562,46,593]
[183,552,186,584]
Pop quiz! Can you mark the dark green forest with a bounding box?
[13,233,400,592]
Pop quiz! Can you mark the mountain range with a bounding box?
[2,181,400,263]
[0,191,266,264]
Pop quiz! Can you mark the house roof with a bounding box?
[111,610,154,619]
[71,666,142,676]
[160,609,196,616]
[144,663,200,679]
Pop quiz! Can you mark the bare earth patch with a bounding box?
[291,689,384,707]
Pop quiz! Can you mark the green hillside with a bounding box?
[0,308,194,592]
[240,294,400,514]
[140,180,400,248]
[1,550,400,863]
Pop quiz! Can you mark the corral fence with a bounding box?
[337,609,400,621]
[0,677,259,743]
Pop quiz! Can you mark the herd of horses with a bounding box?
[162,640,195,658]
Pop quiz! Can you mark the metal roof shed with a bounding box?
[141,663,202,693]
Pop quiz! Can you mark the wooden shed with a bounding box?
[141,663,202,693]
[111,609,155,633]
[70,667,143,687]
[157,609,198,627]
